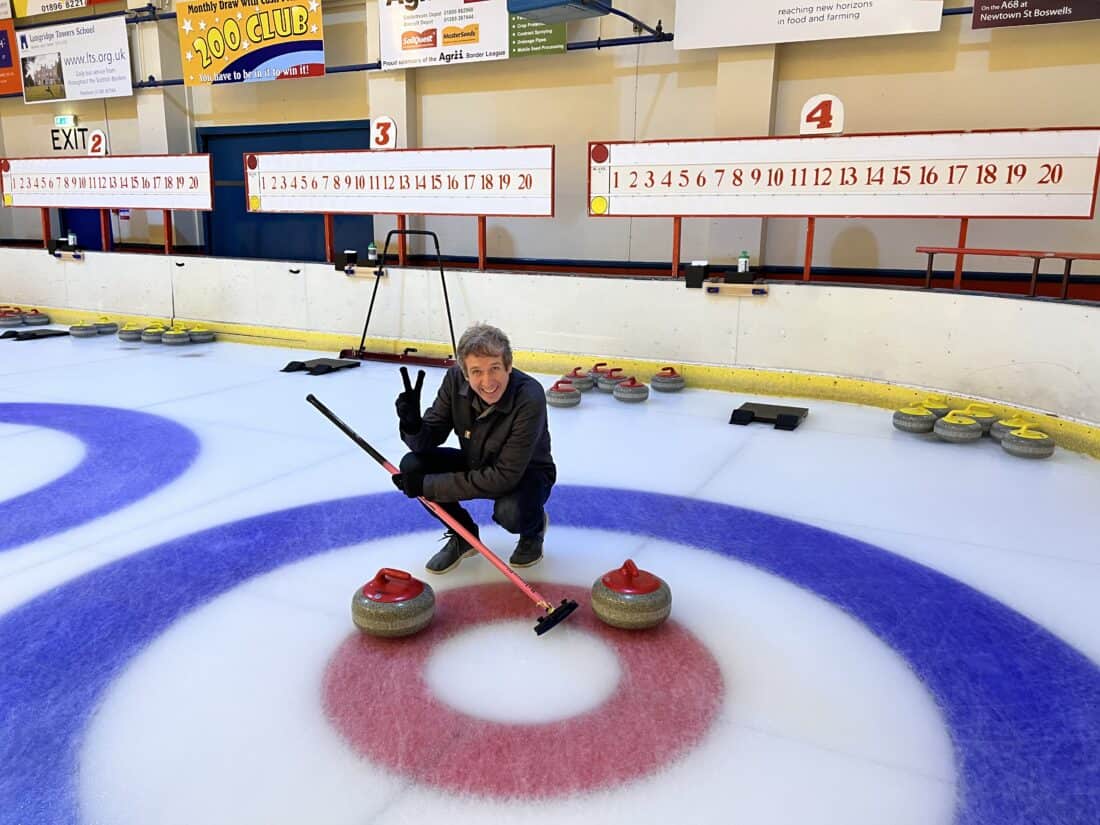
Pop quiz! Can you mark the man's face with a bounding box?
[464,353,511,405]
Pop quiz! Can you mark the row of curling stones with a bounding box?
[351,559,672,638]
[547,364,687,408]
[590,362,686,393]
[70,317,119,337]
[116,322,216,344]
[893,398,1055,459]
[1,307,51,327]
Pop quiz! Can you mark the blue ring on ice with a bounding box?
[0,404,200,552]
[0,486,1096,823]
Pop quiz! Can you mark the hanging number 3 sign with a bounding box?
[372,116,397,151]
[800,94,844,136]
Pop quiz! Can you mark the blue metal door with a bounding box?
[59,209,104,251]
[198,121,374,262]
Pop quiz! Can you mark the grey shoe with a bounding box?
[426,527,478,574]
[509,512,548,568]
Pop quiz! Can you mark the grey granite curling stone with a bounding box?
[22,310,50,326]
[596,368,628,393]
[613,377,649,403]
[591,559,672,630]
[118,324,144,342]
[933,411,983,443]
[588,362,614,383]
[561,367,595,392]
[650,367,685,392]
[162,328,192,345]
[189,327,216,343]
[352,568,435,638]
[1001,426,1055,459]
[547,379,582,408]
[920,396,950,419]
[69,322,99,338]
[958,403,997,434]
[892,405,936,434]
[991,416,1030,443]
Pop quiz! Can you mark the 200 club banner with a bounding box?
[175,0,325,86]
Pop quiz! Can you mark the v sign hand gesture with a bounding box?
[395,366,426,434]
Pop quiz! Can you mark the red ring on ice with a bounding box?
[323,582,724,799]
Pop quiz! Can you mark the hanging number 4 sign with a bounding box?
[371,116,397,151]
[800,94,845,136]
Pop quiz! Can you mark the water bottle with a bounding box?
[67,230,77,247]
[738,250,750,273]
[367,241,378,262]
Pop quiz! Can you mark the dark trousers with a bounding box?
[399,447,553,539]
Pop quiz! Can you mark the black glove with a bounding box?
[392,471,425,498]
[395,367,425,434]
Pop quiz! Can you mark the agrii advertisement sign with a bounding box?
[972,0,1100,28]
[378,0,564,70]
[17,15,132,105]
[175,0,325,86]
[673,0,944,49]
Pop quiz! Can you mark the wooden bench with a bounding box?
[916,246,1100,299]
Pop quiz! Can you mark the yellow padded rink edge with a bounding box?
[30,306,1100,459]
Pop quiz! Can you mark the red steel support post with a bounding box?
[803,216,816,281]
[397,215,407,266]
[954,218,969,290]
[163,210,173,255]
[477,215,487,271]
[100,209,111,252]
[671,216,682,278]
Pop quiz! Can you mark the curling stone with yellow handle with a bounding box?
[920,395,951,418]
[1001,425,1056,460]
[892,405,936,434]
[990,416,1030,443]
[958,403,997,434]
[352,568,435,638]
[118,323,145,342]
[189,326,216,344]
[162,326,192,346]
[94,318,119,335]
[69,321,99,338]
[933,411,983,443]
[591,559,672,630]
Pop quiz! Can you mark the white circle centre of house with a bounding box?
[422,620,622,724]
